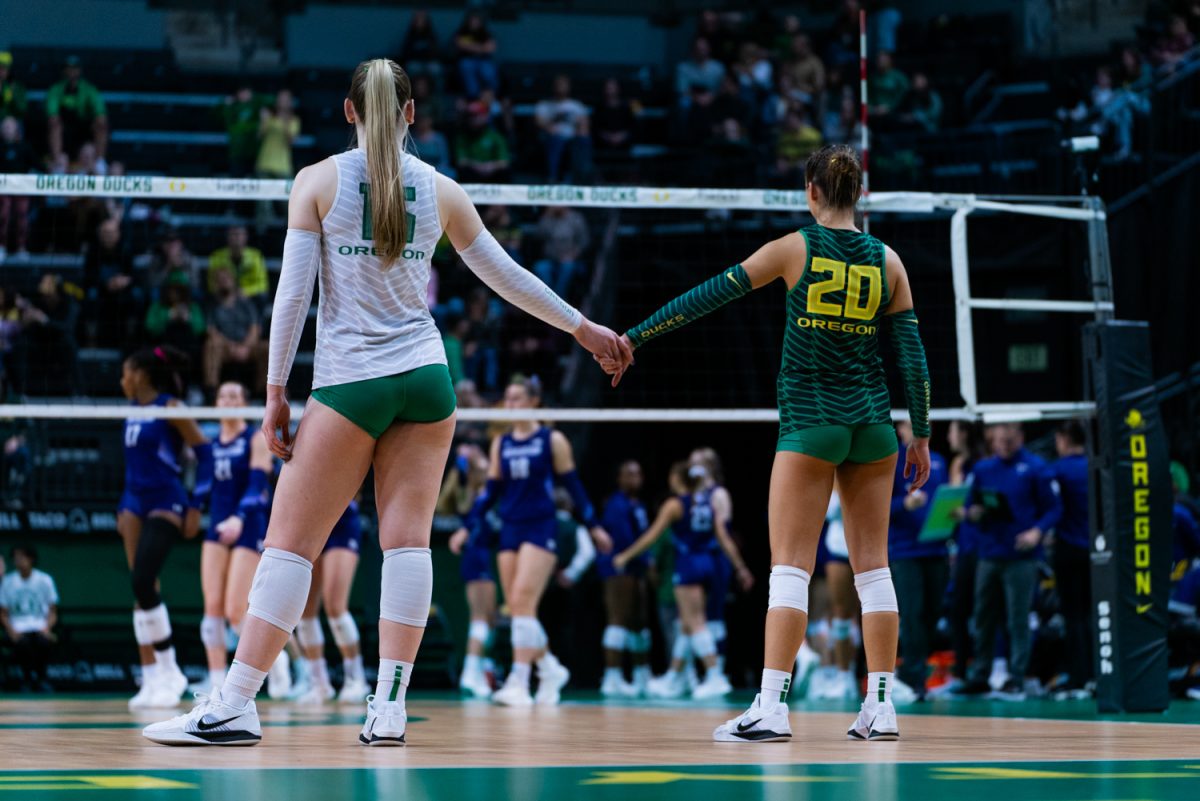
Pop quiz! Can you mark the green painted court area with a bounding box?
[3,761,1200,801]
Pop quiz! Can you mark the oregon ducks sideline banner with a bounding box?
[1085,321,1171,713]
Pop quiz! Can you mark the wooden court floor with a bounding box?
[1,694,1199,800]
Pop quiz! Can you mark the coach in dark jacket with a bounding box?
[889,421,949,698]
[961,423,1062,698]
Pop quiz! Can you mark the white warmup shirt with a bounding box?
[0,569,59,634]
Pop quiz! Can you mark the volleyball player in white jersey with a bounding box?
[144,58,631,747]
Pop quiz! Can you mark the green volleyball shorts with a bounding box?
[311,363,457,439]
[777,422,899,465]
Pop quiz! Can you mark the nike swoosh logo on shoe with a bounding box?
[195,715,239,731]
[732,729,790,741]
[736,718,763,733]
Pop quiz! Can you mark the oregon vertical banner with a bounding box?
[1084,322,1171,713]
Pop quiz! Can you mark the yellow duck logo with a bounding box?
[1125,408,1144,430]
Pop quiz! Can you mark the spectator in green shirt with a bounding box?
[868,51,910,124]
[221,84,267,177]
[207,225,269,308]
[455,101,510,182]
[0,52,29,124]
[46,56,108,164]
[145,271,205,378]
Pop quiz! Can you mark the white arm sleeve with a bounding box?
[267,229,320,387]
[457,228,583,333]
[564,525,596,582]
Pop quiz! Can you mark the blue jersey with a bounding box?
[123,394,184,492]
[1048,453,1090,550]
[210,427,261,525]
[674,490,716,554]
[497,427,556,524]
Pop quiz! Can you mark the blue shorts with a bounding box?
[706,549,732,620]
[119,484,188,520]
[460,543,495,583]
[499,517,558,554]
[204,509,267,553]
[815,528,850,575]
[673,549,716,587]
[324,509,362,554]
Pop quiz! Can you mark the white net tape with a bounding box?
[0,176,1109,424]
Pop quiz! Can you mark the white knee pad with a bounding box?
[626,628,650,654]
[295,617,324,650]
[690,626,716,658]
[602,625,629,651]
[511,616,541,650]
[468,620,491,645]
[379,548,432,627]
[133,604,172,645]
[855,567,899,614]
[767,565,811,613]
[247,548,313,633]
[707,620,727,642]
[200,615,225,649]
[671,627,692,660]
[329,612,360,648]
[532,619,549,651]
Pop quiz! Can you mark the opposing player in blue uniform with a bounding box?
[119,347,207,710]
[691,447,737,688]
[452,376,612,706]
[194,382,273,695]
[614,462,753,699]
[596,460,652,697]
[294,502,371,705]
[444,443,500,698]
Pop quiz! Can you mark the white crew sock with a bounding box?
[220,660,268,708]
[375,659,413,705]
[154,646,179,672]
[140,662,159,687]
[344,654,365,684]
[308,657,331,691]
[510,662,532,687]
[866,672,894,710]
[604,666,623,683]
[464,654,483,675]
[760,668,792,712]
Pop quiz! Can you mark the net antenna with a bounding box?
[860,6,870,235]
[0,176,1115,424]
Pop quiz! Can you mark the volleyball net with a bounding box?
[0,174,1112,427]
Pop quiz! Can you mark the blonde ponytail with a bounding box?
[361,58,409,269]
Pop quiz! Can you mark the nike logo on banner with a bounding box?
[736,718,762,733]
[196,715,239,731]
[1136,603,1152,614]
[726,271,744,290]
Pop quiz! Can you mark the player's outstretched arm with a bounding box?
[600,234,805,382]
[437,174,632,374]
[884,247,932,489]
[614,498,682,570]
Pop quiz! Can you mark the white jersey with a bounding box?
[0,569,58,634]
[313,147,444,388]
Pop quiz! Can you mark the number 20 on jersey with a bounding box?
[805,257,883,320]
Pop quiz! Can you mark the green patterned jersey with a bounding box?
[778,224,892,433]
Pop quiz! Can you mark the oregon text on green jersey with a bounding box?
[778,224,892,432]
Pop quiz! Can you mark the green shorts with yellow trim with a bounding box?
[311,363,457,439]
[777,422,898,465]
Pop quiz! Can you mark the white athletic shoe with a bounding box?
[142,693,262,746]
[129,676,160,710]
[713,694,792,742]
[358,695,406,746]
[141,667,187,709]
[646,671,687,699]
[891,678,920,704]
[792,643,821,700]
[817,670,858,700]
[188,679,220,699]
[846,700,900,741]
[692,671,733,700]
[600,672,638,698]
[631,666,651,698]
[338,677,371,704]
[266,651,292,700]
[683,662,700,693]
[492,675,534,707]
[293,682,335,706]
[460,669,493,699]
[535,661,571,705]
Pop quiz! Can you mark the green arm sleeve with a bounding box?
[625,263,752,349]
[888,309,931,438]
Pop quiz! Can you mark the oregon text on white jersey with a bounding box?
[314,147,445,388]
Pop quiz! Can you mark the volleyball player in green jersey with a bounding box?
[601,145,931,742]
